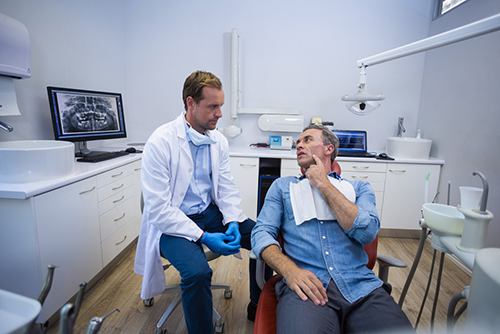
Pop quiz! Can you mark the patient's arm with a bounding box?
[306,155,358,231]
[261,244,328,306]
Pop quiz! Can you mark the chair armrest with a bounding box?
[376,254,407,283]
[249,250,267,290]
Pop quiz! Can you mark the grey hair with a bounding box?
[302,124,339,163]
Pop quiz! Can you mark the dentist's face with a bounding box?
[296,129,333,170]
[186,86,224,133]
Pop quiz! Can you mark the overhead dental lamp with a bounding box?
[342,12,500,116]
[341,66,384,116]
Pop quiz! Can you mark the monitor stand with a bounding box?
[75,141,107,157]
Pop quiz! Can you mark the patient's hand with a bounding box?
[284,267,328,306]
[305,155,329,190]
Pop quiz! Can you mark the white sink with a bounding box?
[386,137,432,160]
[422,203,465,236]
[0,289,41,334]
[0,140,75,183]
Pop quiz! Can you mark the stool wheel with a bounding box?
[215,322,224,333]
[144,297,154,307]
[224,289,232,299]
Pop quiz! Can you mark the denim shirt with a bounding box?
[251,172,383,303]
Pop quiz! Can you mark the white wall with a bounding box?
[0,0,127,149]
[418,0,500,247]
[124,0,433,150]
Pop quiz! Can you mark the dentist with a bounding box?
[135,71,265,333]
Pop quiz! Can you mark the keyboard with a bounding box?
[337,151,376,158]
[77,151,130,163]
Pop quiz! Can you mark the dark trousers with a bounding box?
[159,203,267,334]
[275,279,414,334]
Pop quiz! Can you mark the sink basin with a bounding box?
[0,140,75,183]
[422,203,465,236]
[0,289,41,334]
[386,137,432,160]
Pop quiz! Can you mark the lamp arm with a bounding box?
[357,13,500,68]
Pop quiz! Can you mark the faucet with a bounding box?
[473,171,489,213]
[0,120,13,132]
[397,117,406,137]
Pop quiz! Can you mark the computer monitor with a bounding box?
[47,86,127,156]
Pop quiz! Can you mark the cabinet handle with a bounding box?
[134,168,141,171]
[113,195,125,203]
[389,169,407,174]
[239,163,257,167]
[112,171,124,178]
[112,183,124,191]
[351,175,369,179]
[79,186,96,195]
[115,235,127,246]
[114,213,126,221]
[352,165,369,170]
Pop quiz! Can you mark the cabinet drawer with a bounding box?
[101,218,139,266]
[100,197,136,241]
[341,171,386,183]
[97,174,134,202]
[281,159,299,169]
[99,186,135,216]
[338,162,387,173]
[96,163,134,188]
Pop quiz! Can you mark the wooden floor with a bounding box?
[46,237,471,334]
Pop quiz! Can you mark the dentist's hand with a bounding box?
[225,222,241,247]
[200,231,241,256]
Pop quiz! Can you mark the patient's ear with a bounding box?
[324,144,334,156]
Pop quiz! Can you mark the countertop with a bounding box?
[0,154,142,200]
[228,145,445,165]
[0,144,444,200]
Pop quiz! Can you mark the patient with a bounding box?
[251,124,413,334]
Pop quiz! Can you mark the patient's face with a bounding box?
[296,129,329,169]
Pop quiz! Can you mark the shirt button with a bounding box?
[320,221,324,224]
[322,236,326,239]
[325,251,329,255]
[180,192,184,197]
[189,168,193,172]
[329,267,333,271]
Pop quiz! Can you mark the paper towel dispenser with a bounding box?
[0,13,31,79]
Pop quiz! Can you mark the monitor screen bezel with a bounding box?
[332,130,367,152]
[47,86,127,143]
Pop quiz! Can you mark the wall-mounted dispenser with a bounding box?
[257,114,304,132]
[0,12,31,130]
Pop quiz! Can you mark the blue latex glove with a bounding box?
[225,222,241,247]
[200,232,240,256]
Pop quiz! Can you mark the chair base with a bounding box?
[146,282,232,334]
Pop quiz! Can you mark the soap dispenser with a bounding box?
[416,129,422,139]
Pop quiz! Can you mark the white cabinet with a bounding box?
[338,161,387,217]
[281,158,302,177]
[230,157,259,221]
[0,158,142,322]
[34,177,102,320]
[381,163,441,230]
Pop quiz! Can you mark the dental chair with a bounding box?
[140,193,232,334]
[252,161,407,334]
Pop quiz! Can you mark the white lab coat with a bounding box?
[134,112,247,299]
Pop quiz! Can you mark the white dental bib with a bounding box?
[290,176,356,226]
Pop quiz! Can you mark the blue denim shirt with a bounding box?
[251,172,383,303]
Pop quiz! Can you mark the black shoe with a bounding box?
[247,301,258,322]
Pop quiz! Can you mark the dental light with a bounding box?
[341,66,385,116]
[342,12,500,116]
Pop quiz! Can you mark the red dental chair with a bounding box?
[252,161,406,334]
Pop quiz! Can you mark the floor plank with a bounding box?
[46,237,471,334]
